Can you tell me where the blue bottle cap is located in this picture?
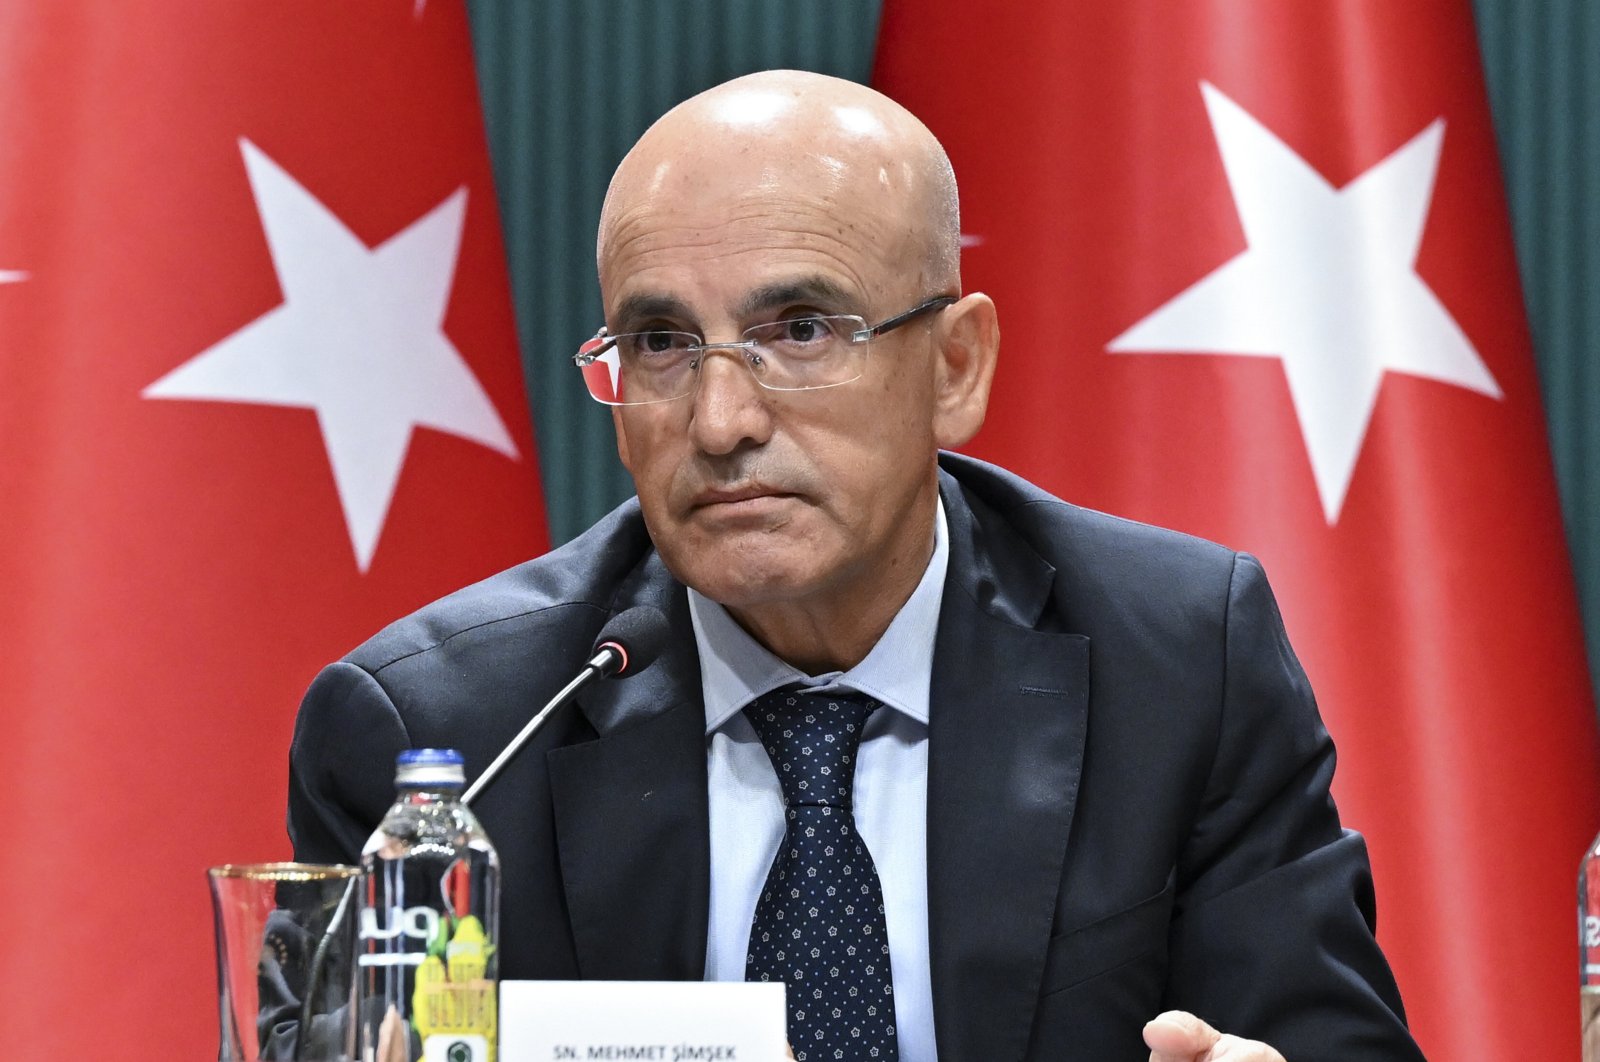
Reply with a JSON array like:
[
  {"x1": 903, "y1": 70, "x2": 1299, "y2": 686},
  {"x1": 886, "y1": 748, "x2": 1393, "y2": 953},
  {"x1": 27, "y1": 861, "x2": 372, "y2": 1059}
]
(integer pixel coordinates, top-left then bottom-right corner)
[{"x1": 395, "y1": 748, "x2": 466, "y2": 788}]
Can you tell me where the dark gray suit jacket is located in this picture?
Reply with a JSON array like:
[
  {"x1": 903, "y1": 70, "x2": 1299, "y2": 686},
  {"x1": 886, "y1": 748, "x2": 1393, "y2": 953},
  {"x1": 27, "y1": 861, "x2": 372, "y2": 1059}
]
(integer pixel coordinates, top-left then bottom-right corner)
[{"x1": 289, "y1": 453, "x2": 1424, "y2": 1061}]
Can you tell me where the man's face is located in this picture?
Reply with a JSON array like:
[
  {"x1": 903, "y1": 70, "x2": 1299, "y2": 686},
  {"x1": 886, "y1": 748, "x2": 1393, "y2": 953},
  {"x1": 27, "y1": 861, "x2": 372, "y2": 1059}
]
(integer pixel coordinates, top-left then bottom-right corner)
[{"x1": 600, "y1": 152, "x2": 945, "y2": 616}]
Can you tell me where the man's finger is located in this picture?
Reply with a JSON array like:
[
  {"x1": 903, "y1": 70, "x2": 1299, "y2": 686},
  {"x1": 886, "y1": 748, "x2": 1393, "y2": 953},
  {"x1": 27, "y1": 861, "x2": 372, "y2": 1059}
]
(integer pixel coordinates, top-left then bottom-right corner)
[
  {"x1": 1144, "y1": 1010, "x2": 1220, "y2": 1061},
  {"x1": 1143, "y1": 1011, "x2": 1288, "y2": 1062},
  {"x1": 1207, "y1": 1035, "x2": 1286, "y2": 1061}
]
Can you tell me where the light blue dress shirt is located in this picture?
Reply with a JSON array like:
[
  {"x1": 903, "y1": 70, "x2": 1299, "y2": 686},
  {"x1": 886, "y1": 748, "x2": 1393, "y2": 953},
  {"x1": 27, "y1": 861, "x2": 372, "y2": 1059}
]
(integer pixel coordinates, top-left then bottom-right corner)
[{"x1": 689, "y1": 500, "x2": 949, "y2": 1062}]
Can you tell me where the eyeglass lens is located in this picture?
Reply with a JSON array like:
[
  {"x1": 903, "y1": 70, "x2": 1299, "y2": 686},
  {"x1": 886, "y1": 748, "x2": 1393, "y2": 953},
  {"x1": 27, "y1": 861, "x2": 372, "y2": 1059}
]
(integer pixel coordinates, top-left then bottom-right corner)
[{"x1": 582, "y1": 315, "x2": 866, "y2": 405}]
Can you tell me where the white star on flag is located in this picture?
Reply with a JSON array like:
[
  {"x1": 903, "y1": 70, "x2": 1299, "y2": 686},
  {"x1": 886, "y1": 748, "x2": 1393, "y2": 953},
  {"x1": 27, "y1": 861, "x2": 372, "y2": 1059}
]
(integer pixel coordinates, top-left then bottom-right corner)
[
  {"x1": 1109, "y1": 82, "x2": 1500, "y2": 524},
  {"x1": 604, "y1": 351, "x2": 622, "y2": 396},
  {"x1": 144, "y1": 138, "x2": 518, "y2": 571}
]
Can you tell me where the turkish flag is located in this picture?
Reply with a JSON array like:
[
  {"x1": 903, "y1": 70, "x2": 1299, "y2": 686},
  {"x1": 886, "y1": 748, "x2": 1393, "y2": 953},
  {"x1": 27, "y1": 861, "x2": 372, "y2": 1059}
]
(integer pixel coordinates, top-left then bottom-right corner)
[
  {"x1": 0, "y1": 1, "x2": 545, "y2": 1056},
  {"x1": 876, "y1": 2, "x2": 1598, "y2": 1059}
]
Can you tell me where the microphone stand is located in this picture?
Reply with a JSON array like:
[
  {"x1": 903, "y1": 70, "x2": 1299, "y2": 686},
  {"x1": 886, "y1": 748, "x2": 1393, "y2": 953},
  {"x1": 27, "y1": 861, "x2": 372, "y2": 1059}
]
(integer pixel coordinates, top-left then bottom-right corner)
[{"x1": 462, "y1": 646, "x2": 617, "y2": 806}]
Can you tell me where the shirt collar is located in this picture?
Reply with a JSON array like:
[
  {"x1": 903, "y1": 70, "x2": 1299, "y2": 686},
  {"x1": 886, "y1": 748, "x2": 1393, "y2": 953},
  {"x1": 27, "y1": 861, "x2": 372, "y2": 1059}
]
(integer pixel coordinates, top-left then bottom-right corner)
[{"x1": 688, "y1": 497, "x2": 949, "y2": 734}]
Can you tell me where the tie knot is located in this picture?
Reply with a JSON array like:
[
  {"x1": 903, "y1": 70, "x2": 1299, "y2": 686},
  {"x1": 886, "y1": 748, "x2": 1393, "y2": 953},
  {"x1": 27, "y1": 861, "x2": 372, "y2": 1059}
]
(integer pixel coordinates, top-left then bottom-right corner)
[{"x1": 744, "y1": 688, "x2": 879, "y2": 808}]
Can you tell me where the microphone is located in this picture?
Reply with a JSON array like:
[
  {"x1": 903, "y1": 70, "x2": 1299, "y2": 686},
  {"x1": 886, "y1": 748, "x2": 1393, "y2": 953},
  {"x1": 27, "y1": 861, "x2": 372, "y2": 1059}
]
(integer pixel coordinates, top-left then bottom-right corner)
[
  {"x1": 585, "y1": 603, "x2": 670, "y2": 679},
  {"x1": 461, "y1": 605, "x2": 669, "y2": 806}
]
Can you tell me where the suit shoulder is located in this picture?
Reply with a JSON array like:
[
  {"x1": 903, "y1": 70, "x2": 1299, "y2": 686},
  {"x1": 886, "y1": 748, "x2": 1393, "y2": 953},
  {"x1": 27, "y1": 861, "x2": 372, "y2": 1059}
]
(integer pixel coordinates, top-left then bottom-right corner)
[
  {"x1": 941, "y1": 451, "x2": 1240, "y2": 592},
  {"x1": 345, "y1": 497, "x2": 653, "y2": 674},
  {"x1": 1029, "y1": 498, "x2": 1237, "y2": 585}
]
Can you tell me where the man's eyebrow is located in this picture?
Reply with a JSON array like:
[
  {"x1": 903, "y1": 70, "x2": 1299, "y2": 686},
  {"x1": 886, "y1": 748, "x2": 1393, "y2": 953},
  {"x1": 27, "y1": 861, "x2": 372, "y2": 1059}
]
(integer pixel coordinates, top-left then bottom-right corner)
[
  {"x1": 612, "y1": 293, "x2": 693, "y2": 329},
  {"x1": 612, "y1": 278, "x2": 859, "y2": 330},
  {"x1": 737, "y1": 277, "x2": 859, "y2": 317}
]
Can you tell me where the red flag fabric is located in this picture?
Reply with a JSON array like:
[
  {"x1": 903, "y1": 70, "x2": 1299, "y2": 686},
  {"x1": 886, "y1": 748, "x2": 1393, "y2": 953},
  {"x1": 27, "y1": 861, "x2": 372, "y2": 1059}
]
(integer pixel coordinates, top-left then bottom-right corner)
[
  {"x1": 0, "y1": 2, "x2": 546, "y2": 1056},
  {"x1": 876, "y1": 2, "x2": 1598, "y2": 1058}
]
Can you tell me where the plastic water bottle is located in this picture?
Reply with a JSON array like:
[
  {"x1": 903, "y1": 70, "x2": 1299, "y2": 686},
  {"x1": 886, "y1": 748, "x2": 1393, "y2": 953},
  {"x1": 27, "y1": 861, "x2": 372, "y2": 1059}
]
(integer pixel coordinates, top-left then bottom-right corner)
[
  {"x1": 358, "y1": 748, "x2": 500, "y2": 1062},
  {"x1": 1581, "y1": 829, "x2": 1600, "y2": 1060}
]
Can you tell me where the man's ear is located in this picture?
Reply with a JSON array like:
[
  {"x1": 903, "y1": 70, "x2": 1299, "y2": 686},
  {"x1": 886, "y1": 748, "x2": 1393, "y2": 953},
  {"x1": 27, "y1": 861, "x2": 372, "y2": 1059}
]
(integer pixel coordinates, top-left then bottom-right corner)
[{"x1": 931, "y1": 292, "x2": 1000, "y2": 449}]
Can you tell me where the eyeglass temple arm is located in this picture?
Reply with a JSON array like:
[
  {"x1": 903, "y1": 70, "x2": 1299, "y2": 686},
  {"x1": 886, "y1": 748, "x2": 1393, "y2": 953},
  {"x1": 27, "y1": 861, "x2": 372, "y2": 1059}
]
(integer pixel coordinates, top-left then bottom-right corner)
[{"x1": 857, "y1": 295, "x2": 959, "y2": 341}]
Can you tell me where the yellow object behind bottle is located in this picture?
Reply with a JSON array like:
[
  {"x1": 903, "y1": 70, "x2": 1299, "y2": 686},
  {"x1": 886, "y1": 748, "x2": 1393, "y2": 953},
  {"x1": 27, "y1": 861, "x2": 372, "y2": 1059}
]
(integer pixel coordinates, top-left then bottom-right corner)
[{"x1": 413, "y1": 917, "x2": 497, "y2": 1062}]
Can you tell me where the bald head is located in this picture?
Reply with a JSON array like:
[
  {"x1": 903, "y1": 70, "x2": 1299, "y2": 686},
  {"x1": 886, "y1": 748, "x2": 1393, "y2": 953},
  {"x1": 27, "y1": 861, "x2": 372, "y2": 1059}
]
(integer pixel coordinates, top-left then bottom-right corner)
[{"x1": 597, "y1": 70, "x2": 960, "y2": 296}]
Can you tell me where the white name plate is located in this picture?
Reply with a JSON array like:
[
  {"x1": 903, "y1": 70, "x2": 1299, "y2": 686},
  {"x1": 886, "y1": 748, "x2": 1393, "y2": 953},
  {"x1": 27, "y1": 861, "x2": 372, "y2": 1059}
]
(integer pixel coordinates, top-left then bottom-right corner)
[{"x1": 500, "y1": 980, "x2": 788, "y2": 1062}]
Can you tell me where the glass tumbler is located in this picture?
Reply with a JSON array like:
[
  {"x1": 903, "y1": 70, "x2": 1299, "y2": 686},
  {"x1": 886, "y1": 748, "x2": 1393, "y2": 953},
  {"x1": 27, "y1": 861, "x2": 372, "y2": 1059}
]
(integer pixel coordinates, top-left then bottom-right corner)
[{"x1": 209, "y1": 862, "x2": 362, "y2": 1061}]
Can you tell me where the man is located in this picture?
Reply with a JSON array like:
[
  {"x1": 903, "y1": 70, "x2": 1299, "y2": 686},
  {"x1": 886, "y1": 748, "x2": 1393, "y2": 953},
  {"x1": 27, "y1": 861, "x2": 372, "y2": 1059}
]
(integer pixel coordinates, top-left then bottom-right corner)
[{"x1": 290, "y1": 71, "x2": 1424, "y2": 1061}]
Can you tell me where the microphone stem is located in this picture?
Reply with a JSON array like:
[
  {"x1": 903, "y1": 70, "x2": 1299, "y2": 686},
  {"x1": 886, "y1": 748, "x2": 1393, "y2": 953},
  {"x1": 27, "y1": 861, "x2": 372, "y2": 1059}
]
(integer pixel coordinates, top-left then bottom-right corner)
[{"x1": 462, "y1": 655, "x2": 609, "y2": 806}]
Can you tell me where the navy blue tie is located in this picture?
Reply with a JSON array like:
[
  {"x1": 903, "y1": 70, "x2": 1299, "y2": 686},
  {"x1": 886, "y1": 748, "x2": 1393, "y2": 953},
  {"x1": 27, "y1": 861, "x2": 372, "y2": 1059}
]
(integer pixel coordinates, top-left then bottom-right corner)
[{"x1": 744, "y1": 688, "x2": 899, "y2": 1061}]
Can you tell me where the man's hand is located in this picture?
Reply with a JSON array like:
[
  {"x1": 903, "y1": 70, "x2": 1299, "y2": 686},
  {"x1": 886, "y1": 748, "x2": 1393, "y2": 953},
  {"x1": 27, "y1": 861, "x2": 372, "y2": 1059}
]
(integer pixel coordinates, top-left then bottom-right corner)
[{"x1": 1143, "y1": 1011, "x2": 1287, "y2": 1062}]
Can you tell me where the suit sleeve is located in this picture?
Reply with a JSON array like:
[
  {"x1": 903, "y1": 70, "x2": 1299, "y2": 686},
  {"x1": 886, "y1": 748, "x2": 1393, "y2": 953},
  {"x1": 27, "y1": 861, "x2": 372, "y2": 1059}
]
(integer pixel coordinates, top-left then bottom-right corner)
[
  {"x1": 1165, "y1": 553, "x2": 1425, "y2": 1060},
  {"x1": 287, "y1": 660, "x2": 414, "y2": 865}
]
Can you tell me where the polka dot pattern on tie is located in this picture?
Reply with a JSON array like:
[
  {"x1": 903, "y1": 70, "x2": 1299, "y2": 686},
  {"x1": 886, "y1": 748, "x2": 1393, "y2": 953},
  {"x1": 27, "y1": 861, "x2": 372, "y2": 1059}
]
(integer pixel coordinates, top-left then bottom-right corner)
[{"x1": 744, "y1": 688, "x2": 898, "y2": 1062}]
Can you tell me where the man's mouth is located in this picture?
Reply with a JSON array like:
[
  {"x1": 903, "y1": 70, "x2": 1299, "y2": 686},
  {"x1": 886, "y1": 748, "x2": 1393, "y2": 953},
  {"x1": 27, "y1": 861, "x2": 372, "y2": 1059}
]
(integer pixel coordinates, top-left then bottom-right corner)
[{"x1": 690, "y1": 484, "x2": 798, "y2": 510}]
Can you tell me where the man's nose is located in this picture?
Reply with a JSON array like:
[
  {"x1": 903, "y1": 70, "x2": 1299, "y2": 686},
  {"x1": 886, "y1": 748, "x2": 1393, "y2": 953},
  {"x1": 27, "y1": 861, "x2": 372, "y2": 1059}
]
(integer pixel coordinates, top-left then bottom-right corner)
[{"x1": 687, "y1": 345, "x2": 774, "y2": 456}]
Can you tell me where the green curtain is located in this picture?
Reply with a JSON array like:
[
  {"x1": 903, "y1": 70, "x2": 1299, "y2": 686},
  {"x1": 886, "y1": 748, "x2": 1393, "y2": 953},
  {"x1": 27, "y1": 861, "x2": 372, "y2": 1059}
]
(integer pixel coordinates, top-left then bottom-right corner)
[
  {"x1": 465, "y1": 0, "x2": 1600, "y2": 699},
  {"x1": 1473, "y1": 0, "x2": 1600, "y2": 695}
]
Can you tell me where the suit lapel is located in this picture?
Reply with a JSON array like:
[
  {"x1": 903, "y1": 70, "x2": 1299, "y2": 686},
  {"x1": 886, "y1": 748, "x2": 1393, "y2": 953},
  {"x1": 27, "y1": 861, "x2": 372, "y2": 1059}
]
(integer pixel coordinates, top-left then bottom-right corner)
[
  {"x1": 928, "y1": 473, "x2": 1091, "y2": 1062},
  {"x1": 546, "y1": 559, "x2": 711, "y2": 980}
]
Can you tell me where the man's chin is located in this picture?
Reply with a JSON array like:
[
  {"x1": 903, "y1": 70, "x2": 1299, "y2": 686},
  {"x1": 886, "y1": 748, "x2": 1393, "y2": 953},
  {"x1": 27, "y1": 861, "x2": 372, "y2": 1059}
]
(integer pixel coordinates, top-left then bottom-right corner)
[
  {"x1": 681, "y1": 568, "x2": 817, "y2": 611},
  {"x1": 668, "y1": 550, "x2": 827, "y2": 612},
  {"x1": 653, "y1": 509, "x2": 844, "y2": 609}
]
